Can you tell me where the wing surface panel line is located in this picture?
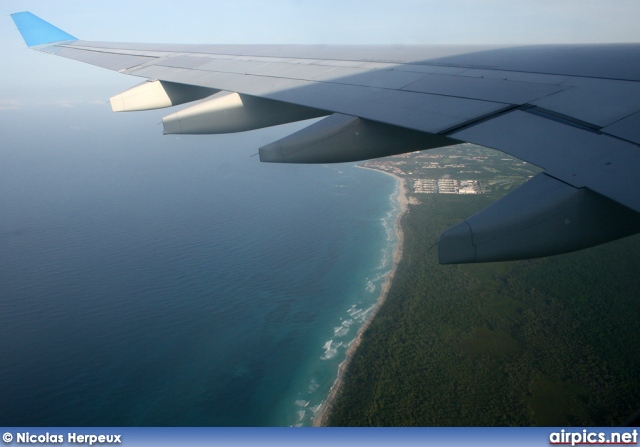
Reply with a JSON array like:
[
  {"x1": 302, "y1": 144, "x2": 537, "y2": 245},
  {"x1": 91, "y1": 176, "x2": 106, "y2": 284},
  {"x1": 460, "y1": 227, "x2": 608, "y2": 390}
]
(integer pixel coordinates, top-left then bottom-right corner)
[{"x1": 126, "y1": 65, "x2": 523, "y2": 107}]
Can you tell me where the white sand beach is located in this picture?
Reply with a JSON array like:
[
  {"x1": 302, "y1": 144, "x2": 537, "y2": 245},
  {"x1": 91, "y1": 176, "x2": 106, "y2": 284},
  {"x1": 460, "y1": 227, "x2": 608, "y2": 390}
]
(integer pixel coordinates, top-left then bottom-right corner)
[{"x1": 313, "y1": 167, "x2": 409, "y2": 426}]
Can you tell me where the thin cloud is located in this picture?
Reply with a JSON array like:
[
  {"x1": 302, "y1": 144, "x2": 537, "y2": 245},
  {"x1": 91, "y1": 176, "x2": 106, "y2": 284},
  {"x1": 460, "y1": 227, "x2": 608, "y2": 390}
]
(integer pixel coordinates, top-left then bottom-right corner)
[{"x1": 0, "y1": 100, "x2": 21, "y2": 111}]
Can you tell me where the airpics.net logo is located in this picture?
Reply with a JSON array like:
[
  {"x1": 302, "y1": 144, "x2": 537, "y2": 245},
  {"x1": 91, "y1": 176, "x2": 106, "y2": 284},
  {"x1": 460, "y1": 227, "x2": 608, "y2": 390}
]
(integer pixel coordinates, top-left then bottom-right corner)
[
  {"x1": 2, "y1": 432, "x2": 121, "y2": 445},
  {"x1": 549, "y1": 429, "x2": 638, "y2": 446}
]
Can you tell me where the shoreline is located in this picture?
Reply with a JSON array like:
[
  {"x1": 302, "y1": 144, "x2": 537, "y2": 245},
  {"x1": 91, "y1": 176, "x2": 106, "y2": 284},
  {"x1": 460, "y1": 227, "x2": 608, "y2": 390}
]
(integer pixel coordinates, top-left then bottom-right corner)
[{"x1": 312, "y1": 166, "x2": 409, "y2": 426}]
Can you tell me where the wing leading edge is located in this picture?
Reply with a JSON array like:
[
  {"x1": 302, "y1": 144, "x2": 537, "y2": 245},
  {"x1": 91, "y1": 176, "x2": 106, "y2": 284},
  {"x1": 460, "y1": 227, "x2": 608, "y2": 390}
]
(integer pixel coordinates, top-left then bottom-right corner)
[{"x1": 11, "y1": 12, "x2": 640, "y2": 264}]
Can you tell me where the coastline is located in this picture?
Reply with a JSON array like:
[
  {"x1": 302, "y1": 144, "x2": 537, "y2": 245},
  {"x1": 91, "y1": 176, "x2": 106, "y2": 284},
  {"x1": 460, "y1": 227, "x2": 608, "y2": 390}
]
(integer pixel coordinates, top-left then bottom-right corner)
[{"x1": 312, "y1": 166, "x2": 409, "y2": 426}]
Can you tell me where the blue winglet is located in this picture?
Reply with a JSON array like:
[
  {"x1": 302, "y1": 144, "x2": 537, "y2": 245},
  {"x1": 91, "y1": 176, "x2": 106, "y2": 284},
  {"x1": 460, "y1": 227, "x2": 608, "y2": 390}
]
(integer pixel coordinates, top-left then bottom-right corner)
[{"x1": 10, "y1": 12, "x2": 77, "y2": 47}]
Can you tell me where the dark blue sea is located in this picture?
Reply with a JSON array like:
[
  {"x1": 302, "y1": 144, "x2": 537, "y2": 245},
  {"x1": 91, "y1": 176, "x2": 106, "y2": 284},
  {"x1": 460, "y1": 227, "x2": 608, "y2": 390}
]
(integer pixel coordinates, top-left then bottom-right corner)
[{"x1": 0, "y1": 104, "x2": 399, "y2": 426}]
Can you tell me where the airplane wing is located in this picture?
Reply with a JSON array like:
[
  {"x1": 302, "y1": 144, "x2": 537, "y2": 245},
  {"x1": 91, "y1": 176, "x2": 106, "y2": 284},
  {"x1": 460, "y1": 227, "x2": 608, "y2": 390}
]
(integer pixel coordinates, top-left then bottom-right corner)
[{"x1": 11, "y1": 11, "x2": 640, "y2": 264}]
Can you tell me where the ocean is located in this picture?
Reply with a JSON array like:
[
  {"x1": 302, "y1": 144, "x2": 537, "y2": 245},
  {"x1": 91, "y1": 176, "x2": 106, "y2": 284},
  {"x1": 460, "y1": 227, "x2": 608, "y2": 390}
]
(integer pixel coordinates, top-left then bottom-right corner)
[{"x1": 0, "y1": 104, "x2": 399, "y2": 426}]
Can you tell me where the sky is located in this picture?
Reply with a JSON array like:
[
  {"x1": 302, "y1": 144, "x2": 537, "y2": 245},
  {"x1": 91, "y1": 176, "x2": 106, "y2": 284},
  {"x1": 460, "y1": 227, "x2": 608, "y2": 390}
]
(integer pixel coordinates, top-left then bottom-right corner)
[
  {"x1": 4, "y1": 0, "x2": 640, "y2": 45},
  {"x1": 2, "y1": 0, "x2": 640, "y2": 109}
]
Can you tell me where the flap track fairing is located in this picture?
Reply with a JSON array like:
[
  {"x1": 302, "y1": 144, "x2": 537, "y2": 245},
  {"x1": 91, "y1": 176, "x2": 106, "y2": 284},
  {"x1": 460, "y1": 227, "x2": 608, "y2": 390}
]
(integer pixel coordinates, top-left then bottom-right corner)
[
  {"x1": 438, "y1": 173, "x2": 640, "y2": 264},
  {"x1": 162, "y1": 92, "x2": 328, "y2": 135},
  {"x1": 259, "y1": 113, "x2": 458, "y2": 164},
  {"x1": 110, "y1": 80, "x2": 217, "y2": 112}
]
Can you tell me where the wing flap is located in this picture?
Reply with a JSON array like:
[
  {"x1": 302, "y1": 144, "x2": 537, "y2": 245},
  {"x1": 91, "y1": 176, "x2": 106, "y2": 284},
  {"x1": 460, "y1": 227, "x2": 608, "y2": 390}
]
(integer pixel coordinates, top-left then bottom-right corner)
[
  {"x1": 601, "y1": 111, "x2": 640, "y2": 145},
  {"x1": 531, "y1": 77, "x2": 640, "y2": 127},
  {"x1": 401, "y1": 73, "x2": 566, "y2": 104},
  {"x1": 457, "y1": 68, "x2": 569, "y2": 85},
  {"x1": 451, "y1": 109, "x2": 640, "y2": 212}
]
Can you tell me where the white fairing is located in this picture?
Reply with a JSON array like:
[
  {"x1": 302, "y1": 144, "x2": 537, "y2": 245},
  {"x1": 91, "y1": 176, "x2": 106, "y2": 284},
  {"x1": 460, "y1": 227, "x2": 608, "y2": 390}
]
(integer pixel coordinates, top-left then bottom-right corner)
[
  {"x1": 110, "y1": 80, "x2": 173, "y2": 112},
  {"x1": 110, "y1": 80, "x2": 216, "y2": 112},
  {"x1": 162, "y1": 91, "x2": 327, "y2": 135},
  {"x1": 438, "y1": 173, "x2": 640, "y2": 264}
]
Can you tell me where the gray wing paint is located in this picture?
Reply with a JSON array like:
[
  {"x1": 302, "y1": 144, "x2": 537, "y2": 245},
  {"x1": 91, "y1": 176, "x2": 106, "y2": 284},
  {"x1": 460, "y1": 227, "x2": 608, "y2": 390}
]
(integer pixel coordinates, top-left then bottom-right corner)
[{"x1": 11, "y1": 12, "x2": 640, "y2": 264}]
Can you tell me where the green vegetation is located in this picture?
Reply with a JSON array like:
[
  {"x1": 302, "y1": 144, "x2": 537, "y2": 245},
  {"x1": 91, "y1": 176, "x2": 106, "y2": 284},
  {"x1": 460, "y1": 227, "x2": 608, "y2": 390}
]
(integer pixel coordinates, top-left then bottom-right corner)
[{"x1": 327, "y1": 193, "x2": 640, "y2": 426}]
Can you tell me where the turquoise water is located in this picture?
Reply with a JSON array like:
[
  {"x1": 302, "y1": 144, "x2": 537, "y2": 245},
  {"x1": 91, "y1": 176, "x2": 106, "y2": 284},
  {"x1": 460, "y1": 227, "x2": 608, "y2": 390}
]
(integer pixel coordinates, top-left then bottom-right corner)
[{"x1": 0, "y1": 105, "x2": 398, "y2": 426}]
